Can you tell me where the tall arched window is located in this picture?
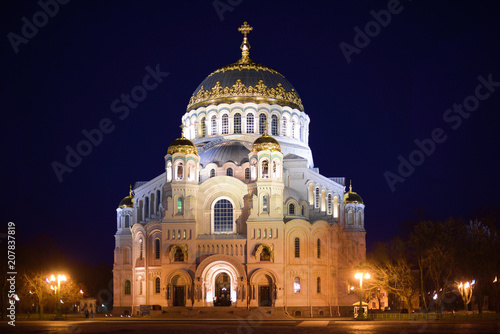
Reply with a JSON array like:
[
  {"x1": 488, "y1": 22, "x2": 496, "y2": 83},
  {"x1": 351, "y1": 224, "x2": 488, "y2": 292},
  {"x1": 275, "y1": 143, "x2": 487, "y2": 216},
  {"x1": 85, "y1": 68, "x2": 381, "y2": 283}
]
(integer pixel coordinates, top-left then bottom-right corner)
[
  {"x1": 139, "y1": 239, "x2": 143, "y2": 260},
  {"x1": 293, "y1": 277, "x2": 301, "y2": 293},
  {"x1": 317, "y1": 277, "x2": 321, "y2": 293},
  {"x1": 291, "y1": 120, "x2": 296, "y2": 138},
  {"x1": 317, "y1": 238, "x2": 321, "y2": 259},
  {"x1": 315, "y1": 187, "x2": 320, "y2": 208},
  {"x1": 155, "y1": 277, "x2": 161, "y2": 294},
  {"x1": 234, "y1": 113, "x2": 241, "y2": 134},
  {"x1": 246, "y1": 113, "x2": 254, "y2": 133},
  {"x1": 262, "y1": 195, "x2": 268, "y2": 212},
  {"x1": 211, "y1": 115, "x2": 217, "y2": 135},
  {"x1": 226, "y1": 168, "x2": 233, "y2": 176},
  {"x1": 213, "y1": 199, "x2": 233, "y2": 233},
  {"x1": 155, "y1": 239, "x2": 160, "y2": 259},
  {"x1": 244, "y1": 168, "x2": 250, "y2": 179},
  {"x1": 124, "y1": 280, "x2": 131, "y2": 295},
  {"x1": 262, "y1": 160, "x2": 269, "y2": 178},
  {"x1": 145, "y1": 197, "x2": 150, "y2": 218},
  {"x1": 271, "y1": 115, "x2": 278, "y2": 135},
  {"x1": 282, "y1": 117, "x2": 287, "y2": 137},
  {"x1": 259, "y1": 114, "x2": 266, "y2": 134},
  {"x1": 177, "y1": 197, "x2": 183, "y2": 214},
  {"x1": 272, "y1": 160, "x2": 279, "y2": 179},
  {"x1": 301, "y1": 205, "x2": 305, "y2": 216},
  {"x1": 333, "y1": 196, "x2": 339, "y2": 218},
  {"x1": 200, "y1": 117, "x2": 206, "y2": 137},
  {"x1": 210, "y1": 169, "x2": 216, "y2": 178},
  {"x1": 176, "y1": 162, "x2": 184, "y2": 180},
  {"x1": 294, "y1": 237, "x2": 300, "y2": 258},
  {"x1": 166, "y1": 161, "x2": 172, "y2": 181},
  {"x1": 125, "y1": 215, "x2": 130, "y2": 228},
  {"x1": 156, "y1": 190, "x2": 161, "y2": 211},
  {"x1": 123, "y1": 247, "x2": 130, "y2": 264},
  {"x1": 348, "y1": 210, "x2": 353, "y2": 225},
  {"x1": 289, "y1": 203, "x2": 295, "y2": 215},
  {"x1": 222, "y1": 114, "x2": 229, "y2": 134},
  {"x1": 327, "y1": 193, "x2": 332, "y2": 215}
]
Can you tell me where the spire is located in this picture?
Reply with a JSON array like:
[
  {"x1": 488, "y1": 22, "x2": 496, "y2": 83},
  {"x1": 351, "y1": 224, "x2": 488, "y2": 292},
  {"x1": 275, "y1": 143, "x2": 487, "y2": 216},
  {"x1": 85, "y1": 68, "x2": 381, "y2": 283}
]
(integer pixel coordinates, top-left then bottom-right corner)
[
  {"x1": 349, "y1": 180, "x2": 352, "y2": 192},
  {"x1": 238, "y1": 21, "x2": 253, "y2": 63},
  {"x1": 180, "y1": 124, "x2": 185, "y2": 138},
  {"x1": 129, "y1": 185, "x2": 134, "y2": 197}
]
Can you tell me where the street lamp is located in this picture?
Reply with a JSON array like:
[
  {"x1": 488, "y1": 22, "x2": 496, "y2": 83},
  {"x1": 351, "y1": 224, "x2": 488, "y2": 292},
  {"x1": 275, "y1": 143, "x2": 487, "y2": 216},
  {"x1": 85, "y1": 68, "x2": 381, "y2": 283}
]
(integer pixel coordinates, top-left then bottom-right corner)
[
  {"x1": 50, "y1": 274, "x2": 67, "y2": 318},
  {"x1": 354, "y1": 271, "x2": 370, "y2": 319},
  {"x1": 457, "y1": 280, "x2": 475, "y2": 312}
]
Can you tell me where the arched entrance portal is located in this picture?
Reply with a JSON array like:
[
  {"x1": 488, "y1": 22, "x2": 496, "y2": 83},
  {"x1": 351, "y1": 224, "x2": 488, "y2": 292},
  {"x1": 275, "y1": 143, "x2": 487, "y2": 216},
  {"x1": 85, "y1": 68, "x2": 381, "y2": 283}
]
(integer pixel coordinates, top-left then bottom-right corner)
[
  {"x1": 214, "y1": 273, "x2": 232, "y2": 306},
  {"x1": 172, "y1": 275, "x2": 186, "y2": 306},
  {"x1": 258, "y1": 274, "x2": 273, "y2": 306}
]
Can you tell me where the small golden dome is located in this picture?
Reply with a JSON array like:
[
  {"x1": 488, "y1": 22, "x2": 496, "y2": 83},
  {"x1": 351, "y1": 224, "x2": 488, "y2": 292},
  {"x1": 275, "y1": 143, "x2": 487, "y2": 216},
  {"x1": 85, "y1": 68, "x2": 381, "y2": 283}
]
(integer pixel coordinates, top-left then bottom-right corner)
[
  {"x1": 344, "y1": 181, "x2": 363, "y2": 204},
  {"x1": 251, "y1": 134, "x2": 281, "y2": 152},
  {"x1": 167, "y1": 136, "x2": 198, "y2": 155},
  {"x1": 119, "y1": 186, "x2": 134, "y2": 208}
]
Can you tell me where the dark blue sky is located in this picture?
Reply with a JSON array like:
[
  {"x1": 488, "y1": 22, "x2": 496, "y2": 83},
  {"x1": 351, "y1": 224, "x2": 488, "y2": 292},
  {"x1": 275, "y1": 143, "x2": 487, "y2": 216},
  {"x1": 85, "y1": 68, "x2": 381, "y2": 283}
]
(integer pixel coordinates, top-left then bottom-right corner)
[{"x1": 2, "y1": 1, "x2": 499, "y2": 266}]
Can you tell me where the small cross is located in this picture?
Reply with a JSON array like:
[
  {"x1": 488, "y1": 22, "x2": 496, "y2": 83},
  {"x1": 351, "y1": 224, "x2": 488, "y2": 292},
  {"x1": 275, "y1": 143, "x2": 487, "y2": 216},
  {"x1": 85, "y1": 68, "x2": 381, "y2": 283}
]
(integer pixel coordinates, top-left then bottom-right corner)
[{"x1": 238, "y1": 22, "x2": 253, "y2": 38}]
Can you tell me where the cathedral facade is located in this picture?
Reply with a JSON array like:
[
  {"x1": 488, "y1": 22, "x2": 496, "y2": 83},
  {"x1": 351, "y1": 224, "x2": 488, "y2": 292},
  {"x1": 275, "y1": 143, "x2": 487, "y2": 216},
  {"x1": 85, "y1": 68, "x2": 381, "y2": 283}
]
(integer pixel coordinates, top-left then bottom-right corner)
[{"x1": 113, "y1": 23, "x2": 366, "y2": 317}]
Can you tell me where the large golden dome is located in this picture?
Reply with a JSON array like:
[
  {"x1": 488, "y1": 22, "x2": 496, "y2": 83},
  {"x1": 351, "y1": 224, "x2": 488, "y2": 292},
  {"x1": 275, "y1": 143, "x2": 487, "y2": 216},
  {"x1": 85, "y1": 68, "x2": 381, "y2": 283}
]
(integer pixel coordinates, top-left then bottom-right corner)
[
  {"x1": 251, "y1": 133, "x2": 281, "y2": 152},
  {"x1": 187, "y1": 22, "x2": 303, "y2": 112},
  {"x1": 167, "y1": 136, "x2": 198, "y2": 155}
]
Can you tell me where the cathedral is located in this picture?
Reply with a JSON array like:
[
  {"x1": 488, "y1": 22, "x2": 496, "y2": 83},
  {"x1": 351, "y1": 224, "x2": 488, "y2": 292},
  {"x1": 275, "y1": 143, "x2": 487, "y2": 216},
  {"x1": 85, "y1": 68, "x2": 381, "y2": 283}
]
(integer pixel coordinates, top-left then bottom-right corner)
[{"x1": 113, "y1": 22, "x2": 366, "y2": 317}]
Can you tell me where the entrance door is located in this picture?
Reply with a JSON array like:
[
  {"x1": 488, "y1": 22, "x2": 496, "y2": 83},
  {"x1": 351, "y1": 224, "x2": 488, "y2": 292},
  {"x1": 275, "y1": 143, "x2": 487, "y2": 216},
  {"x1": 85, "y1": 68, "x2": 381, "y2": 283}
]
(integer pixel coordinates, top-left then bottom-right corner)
[
  {"x1": 259, "y1": 286, "x2": 272, "y2": 306},
  {"x1": 173, "y1": 286, "x2": 185, "y2": 306},
  {"x1": 214, "y1": 273, "x2": 231, "y2": 306}
]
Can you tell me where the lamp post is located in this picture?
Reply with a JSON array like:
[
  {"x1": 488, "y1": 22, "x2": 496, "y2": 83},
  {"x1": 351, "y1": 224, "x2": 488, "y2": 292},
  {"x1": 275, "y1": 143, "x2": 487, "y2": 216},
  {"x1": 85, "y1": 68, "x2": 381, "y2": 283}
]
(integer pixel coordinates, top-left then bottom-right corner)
[
  {"x1": 50, "y1": 274, "x2": 67, "y2": 318},
  {"x1": 354, "y1": 271, "x2": 370, "y2": 319}
]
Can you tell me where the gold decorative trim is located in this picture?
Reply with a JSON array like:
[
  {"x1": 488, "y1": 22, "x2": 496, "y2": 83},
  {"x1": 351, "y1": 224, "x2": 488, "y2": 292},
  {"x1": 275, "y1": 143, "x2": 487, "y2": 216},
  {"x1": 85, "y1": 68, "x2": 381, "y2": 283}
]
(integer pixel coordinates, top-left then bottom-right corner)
[
  {"x1": 211, "y1": 59, "x2": 281, "y2": 75},
  {"x1": 188, "y1": 79, "x2": 303, "y2": 111}
]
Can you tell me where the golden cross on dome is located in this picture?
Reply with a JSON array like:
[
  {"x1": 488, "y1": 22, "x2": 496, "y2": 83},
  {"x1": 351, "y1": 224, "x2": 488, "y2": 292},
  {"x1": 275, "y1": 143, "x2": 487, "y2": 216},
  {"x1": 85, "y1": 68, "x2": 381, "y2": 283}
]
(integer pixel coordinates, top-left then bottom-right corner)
[
  {"x1": 238, "y1": 21, "x2": 253, "y2": 38},
  {"x1": 179, "y1": 124, "x2": 185, "y2": 138},
  {"x1": 238, "y1": 22, "x2": 253, "y2": 62}
]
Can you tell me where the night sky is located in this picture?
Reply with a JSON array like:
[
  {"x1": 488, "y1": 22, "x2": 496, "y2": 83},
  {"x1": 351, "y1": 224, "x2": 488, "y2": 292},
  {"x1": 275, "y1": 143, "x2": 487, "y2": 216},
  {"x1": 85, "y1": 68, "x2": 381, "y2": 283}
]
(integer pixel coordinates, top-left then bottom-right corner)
[{"x1": 2, "y1": 1, "x2": 500, "y2": 267}]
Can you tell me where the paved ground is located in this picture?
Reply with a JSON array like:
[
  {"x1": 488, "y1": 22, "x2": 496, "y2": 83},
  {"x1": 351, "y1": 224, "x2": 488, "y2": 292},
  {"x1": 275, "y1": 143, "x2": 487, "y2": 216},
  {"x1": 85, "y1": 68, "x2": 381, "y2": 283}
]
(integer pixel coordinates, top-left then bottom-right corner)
[{"x1": 2, "y1": 319, "x2": 500, "y2": 334}]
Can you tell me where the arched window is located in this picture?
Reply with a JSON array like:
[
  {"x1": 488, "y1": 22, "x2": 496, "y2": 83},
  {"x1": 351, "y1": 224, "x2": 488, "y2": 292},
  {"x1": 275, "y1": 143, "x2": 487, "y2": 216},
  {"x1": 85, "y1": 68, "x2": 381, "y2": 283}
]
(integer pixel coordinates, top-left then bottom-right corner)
[
  {"x1": 125, "y1": 215, "x2": 130, "y2": 228},
  {"x1": 187, "y1": 163, "x2": 195, "y2": 181},
  {"x1": 289, "y1": 203, "x2": 295, "y2": 215},
  {"x1": 226, "y1": 168, "x2": 233, "y2": 177},
  {"x1": 166, "y1": 161, "x2": 172, "y2": 181},
  {"x1": 259, "y1": 114, "x2": 267, "y2": 134},
  {"x1": 213, "y1": 199, "x2": 233, "y2": 233},
  {"x1": 257, "y1": 229, "x2": 261, "y2": 238},
  {"x1": 315, "y1": 187, "x2": 320, "y2": 208},
  {"x1": 156, "y1": 190, "x2": 161, "y2": 211},
  {"x1": 172, "y1": 229, "x2": 175, "y2": 240},
  {"x1": 234, "y1": 113, "x2": 241, "y2": 134},
  {"x1": 333, "y1": 196, "x2": 339, "y2": 218},
  {"x1": 139, "y1": 278, "x2": 143, "y2": 295},
  {"x1": 183, "y1": 230, "x2": 186, "y2": 239},
  {"x1": 155, "y1": 239, "x2": 160, "y2": 259},
  {"x1": 348, "y1": 210, "x2": 353, "y2": 225},
  {"x1": 291, "y1": 120, "x2": 295, "y2": 138},
  {"x1": 177, "y1": 229, "x2": 181, "y2": 239},
  {"x1": 246, "y1": 113, "x2": 254, "y2": 133},
  {"x1": 358, "y1": 211, "x2": 363, "y2": 226},
  {"x1": 262, "y1": 160, "x2": 269, "y2": 178},
  {"x1": 210, "y1": 169, "x2": 216, "y2": 178},
  {"x1": 317, "y1": 238, "x2": 321, "y2": 259},
  {"x1": 210, "y1": 115, "x2": 217, "y2": 136},
  {"x1": 145, "y1": 197, "x2": 150, "y2": 218},
  {"x1": 272, "y1": 160, "x2": 279, "y2": 179},
  {"x1": 251, "y1": 159, "x2": 257, "y2": 179},
  {"x1": 200, "y1": 117, "x2": 206, "y2": 137},
  {"x1": 262, "y1": 195, "x2": 268, "y2": 212},
  {"x1": 271, "y1": 115, "x2": 278, "y2": 135},
  {"x1": 327, "y1": 193, "x2": 332, "y2": 215},
  {"x1": 176, "y1": 162, "x2": 184, "y2": 180},
  {"x1": 260, "y1": 247, "x2": 271, "y2": 261},
  {"x1": 300, "y1": 120, "x2": 304, "y2": 141},
  {"x1": 155, "y1": 277, "x2": 161, "y2": 294},
  {"x1": 177, "y1": 197, "x2": 183, "y2": 214},
  {"x1": 317, "y1": 277, "x2": 321, "y2": 293},
  {"x1": 294, "y1": 237, "x2": 300, "y2": 258},
  {"x1": 222, "y1": 114, "x2": 229, "y2": 134},
  {"x1": 294, "y1": 277, "x2": 301, "y2": 293},
  {"x1": 244, "y1": 168, "x2": 250, "y2": 179},
  {"x1": 139, "y1": 239, "x2": 143, "y2": 260},
  {"x1": 269, "y1": 228, "x2": 272, "y2": 238},
  {"x1": 282, "y1": 117, "x2": 287, "y2": 137},
  {"x1": 194, "y1": 120, "x2": 198, "y2": 138},
  {"x1": 174, "y1": 248, "x2": 184, "y2": 261},
  {"x1": 124, "y1": 280, "x2": 131, "y2": 295},
  {"x1": 301, "y1": 205, "x2": 305, "y2": 216}
]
